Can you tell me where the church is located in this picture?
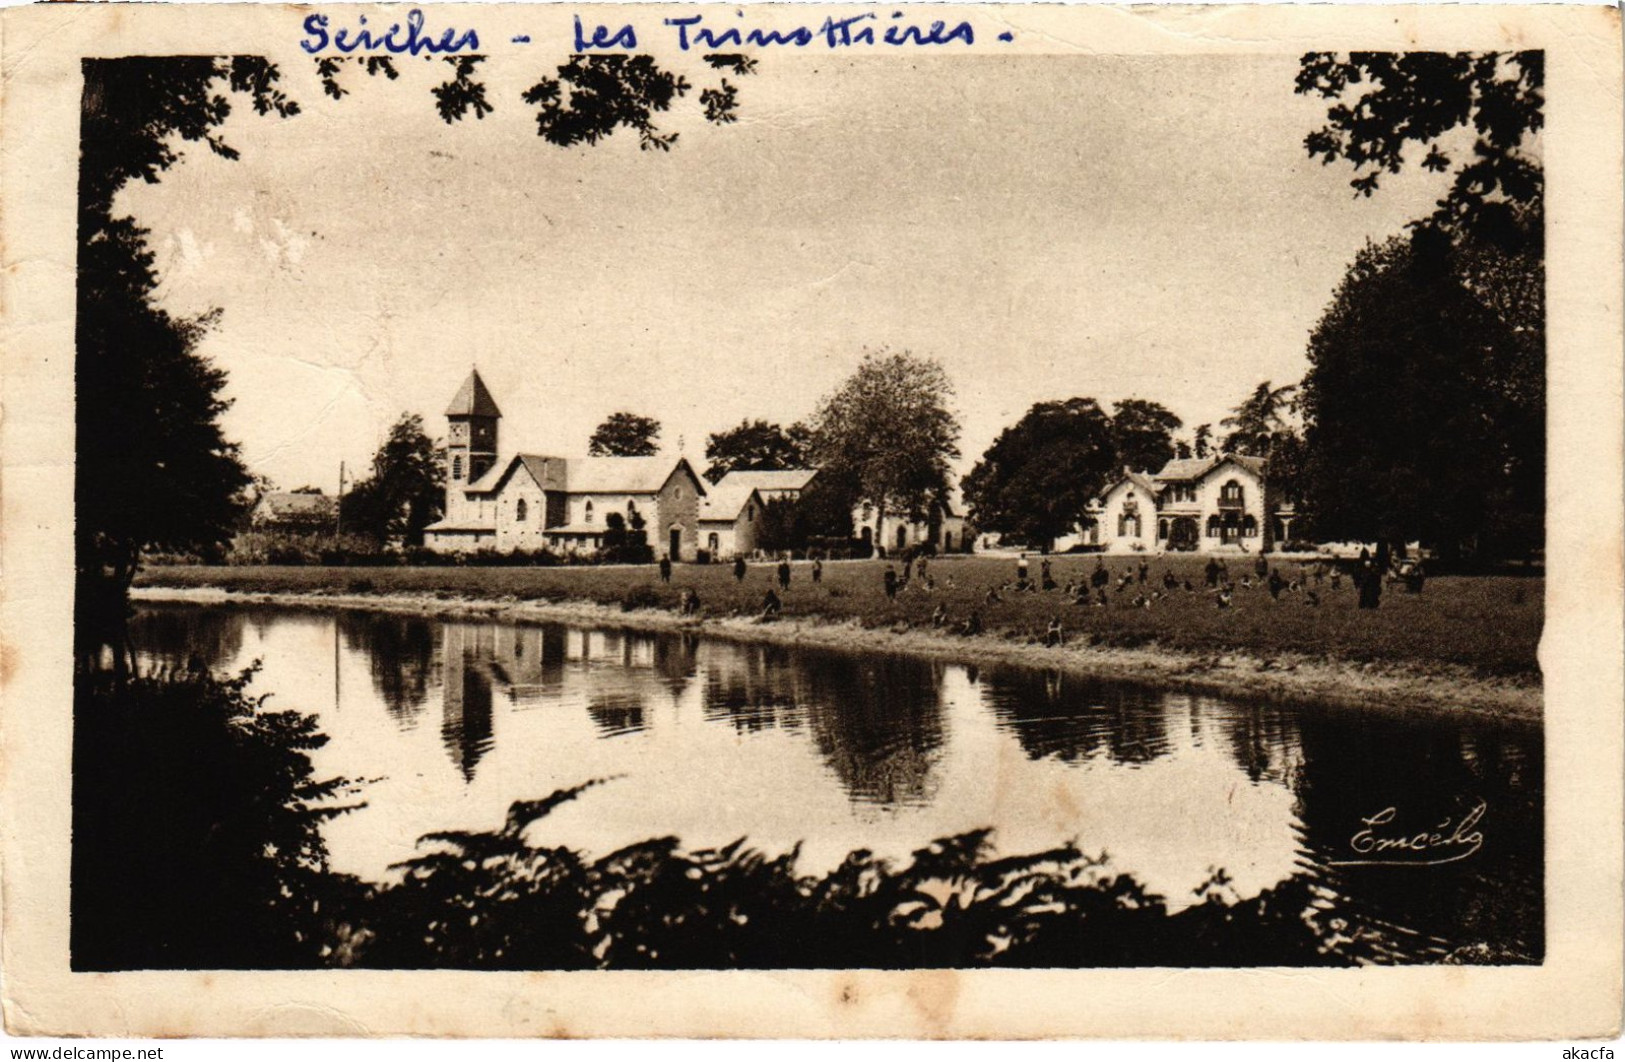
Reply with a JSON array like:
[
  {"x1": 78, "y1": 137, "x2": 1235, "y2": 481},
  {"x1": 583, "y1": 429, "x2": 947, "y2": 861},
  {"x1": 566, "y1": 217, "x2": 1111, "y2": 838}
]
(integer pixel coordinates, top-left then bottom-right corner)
[
  {"x1": 1079, "y1": 453, "x2": 1300, "y2": 554},
  {"x1": 422, "y1": 371, "x2": 708, "y2": 559}
]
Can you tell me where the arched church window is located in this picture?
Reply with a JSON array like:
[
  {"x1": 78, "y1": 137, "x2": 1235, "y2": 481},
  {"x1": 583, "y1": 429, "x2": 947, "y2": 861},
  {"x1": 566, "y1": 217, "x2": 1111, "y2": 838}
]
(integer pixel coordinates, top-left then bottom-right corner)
[{"x1": 585, "y1": 500, "x2": 595, "y2": 524}]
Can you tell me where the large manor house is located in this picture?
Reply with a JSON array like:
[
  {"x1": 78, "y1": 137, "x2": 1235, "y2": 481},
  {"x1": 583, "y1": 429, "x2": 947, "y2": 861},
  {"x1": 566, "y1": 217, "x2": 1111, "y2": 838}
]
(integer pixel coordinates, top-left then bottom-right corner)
[{"x1": 420, "y1": 371, "x2": 1297, "y2": 559}]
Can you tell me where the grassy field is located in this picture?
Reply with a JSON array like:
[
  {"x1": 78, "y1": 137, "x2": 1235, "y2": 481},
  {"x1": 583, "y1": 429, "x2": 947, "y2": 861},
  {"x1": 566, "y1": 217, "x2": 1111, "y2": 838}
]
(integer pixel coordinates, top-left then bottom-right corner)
[{"x1": 137, "y1": 554, "x2": 1543, "y2": 680}]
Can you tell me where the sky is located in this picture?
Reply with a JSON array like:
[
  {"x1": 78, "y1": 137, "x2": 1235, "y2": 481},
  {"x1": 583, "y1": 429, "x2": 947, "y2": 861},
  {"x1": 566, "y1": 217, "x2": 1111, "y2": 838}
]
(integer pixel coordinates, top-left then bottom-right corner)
[{"x1": 118, "y1": 49, "x2": 1457, "y2": 493}]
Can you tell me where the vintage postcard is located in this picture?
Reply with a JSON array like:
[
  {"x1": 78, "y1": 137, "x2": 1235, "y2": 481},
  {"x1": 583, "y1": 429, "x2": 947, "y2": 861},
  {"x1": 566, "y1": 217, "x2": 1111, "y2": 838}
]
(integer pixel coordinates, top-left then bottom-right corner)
[{"x1": 1, "y1": 0, "x2": 1621, "y2": 1041}]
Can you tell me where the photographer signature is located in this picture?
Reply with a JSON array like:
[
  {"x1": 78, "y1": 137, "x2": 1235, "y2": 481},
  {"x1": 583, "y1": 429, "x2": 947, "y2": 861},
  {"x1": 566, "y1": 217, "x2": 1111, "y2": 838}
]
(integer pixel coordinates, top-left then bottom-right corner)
[{"x1": 1330, "y1": 801, "x2": 1486, "y2": 867}]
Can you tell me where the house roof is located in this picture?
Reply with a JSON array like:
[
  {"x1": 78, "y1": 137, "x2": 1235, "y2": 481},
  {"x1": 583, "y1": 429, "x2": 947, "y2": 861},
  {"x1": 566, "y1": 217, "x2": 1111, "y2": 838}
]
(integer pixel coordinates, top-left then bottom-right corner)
[
  {"x1": 699, "y1": 482, "x2": 764, "y2": 522},
  {"x1": 1224, "y1": 453, "x2": 1267, "y2": 476},
  {"x1": 466, "y1": 453, "x2": 568, "y2": 495},
  {"x1": 256, "y1": 492, "x2": 336, "y2": 519},
  {"x1": 713, "y1": 469, "x2": 819, "y2": 494},
  {"x1": 445, "y1": 369, "x2": 502, "y2": 419},
  {"x1": 1153, "y1": 453, "x2": 1268, "y2": 482},
  {"x1": 468, "y1": 454, "x2": 706, "y2": 497},
  {"x1": 566, "y1": 456, "x2": 704, "y2": 495},
  {"x1": 1153, "y1": 457, "x2": 1218, "y2": 482},
  {"x1": 1125, "y1": 470, "x2": 1159, "y2": 495}
]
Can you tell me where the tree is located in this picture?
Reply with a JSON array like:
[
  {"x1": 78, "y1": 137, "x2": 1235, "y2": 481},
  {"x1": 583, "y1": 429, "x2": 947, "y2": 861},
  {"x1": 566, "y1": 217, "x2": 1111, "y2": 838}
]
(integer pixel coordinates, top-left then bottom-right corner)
[
  {"x1": 588, "y1": 412, "x2": 661, "y2": 457},
  {"x1": 755, "y1": 496, "x2": 806, "y2": 554},
  {"x1": 1296, "y1": 51, "x2": 1542, "y2": 252},
  {"x1": 1297, "y1": 51, "x2": 1544, "y2": 558},
  {"x1": 1110, "y1": 399, "x2": 1183, "y2": 474},
  {"x1": 703, "y1": 419, "x2": 812, "y2": 483},
  {"x1": 340, "y1": 415, "x2": 444, "y2": 545},
  {"x1": 1298, "y1": 229, "x2": 1534, "y2": 556},
  {"x1": 962, "y1": 399, "x2": 1119, "y2": 552},
  {"x1": 1219, "y1": 382, "x2": 1298, "y2": 457},
  {"x1": 75, "y1": 58, "x2": 301, "y2": 646},
  {"x1": 1193, "y1": 423, "x2": 1213, "y2": 459},
  {"x1": 807, "y1": 351, "x2": 961, "y2": 547},
  {"x1": 794, "y1": 475, "x2": 858, "y2": 543}
]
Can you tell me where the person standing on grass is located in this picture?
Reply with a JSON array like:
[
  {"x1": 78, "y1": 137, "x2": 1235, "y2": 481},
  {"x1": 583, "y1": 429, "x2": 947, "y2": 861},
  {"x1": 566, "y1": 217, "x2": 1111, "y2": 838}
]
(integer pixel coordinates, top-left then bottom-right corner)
[
  {"x1": 777, "y1": 558, "x2": 791, "y2": 592},
  {"x1": 1017, "y1": 553, "x2": 1029, "y2": 585},
  {"x1": 1041, "y1": 558, "x2": 1055, "y2": 591},
  {"x1": 1092, "y1": 559, "x2": 1109, "y2": 589},
  {"x1": 659, "y1": 556, "x2": 672, "y2": 584},
  {"x1": 884, "y1": 565, "x2": 898, "y2": 600},
  {"x1": 1255, "y1": 554, "x2": 1268, "y2": 580},
  {"x1": 733, "y1": 556, "x2": 747, "y2": 583},
  {"x1": 812, "y1": 557, "x2": 823, "y2": 584},
  {"x1": 1045, "y1": 617, "x2": 1064, "y2": 647},
  {"x1": 1267, "y1": 569, "x2": 1285, "y2": 600},
  {"x1": 1204, "y1": 557, "x2": 1221, "y2": 587},
  {"x1": 1137, "y1": 558, "x2": 1148, "y2": 585},
  {"x1": 1355, "y1": 548, "x2": 1382, "y2": 609}
]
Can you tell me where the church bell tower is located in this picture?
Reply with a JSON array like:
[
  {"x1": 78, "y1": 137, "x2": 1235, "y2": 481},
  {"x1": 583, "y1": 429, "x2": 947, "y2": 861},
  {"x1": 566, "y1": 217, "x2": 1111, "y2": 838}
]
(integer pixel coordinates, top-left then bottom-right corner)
[{"x1": 445, "y1": 369, "x2": 501, "y2": 505}]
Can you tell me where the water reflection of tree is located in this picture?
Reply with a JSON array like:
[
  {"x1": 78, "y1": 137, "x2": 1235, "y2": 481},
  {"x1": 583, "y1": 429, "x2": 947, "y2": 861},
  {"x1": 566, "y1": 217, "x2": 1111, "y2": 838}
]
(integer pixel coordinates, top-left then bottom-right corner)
[
  {"x1": 984, "y1": 670, "x2": 1170, "y2": 766},
  {"x1": 1212, "y1": 702, "x2": 1305, "y2": 788},
  {"x1": 338, "y1": 612, "x2": 438, "y2": 726},
  {"x1": 799, "y1": 651, "x2": 945, "y2": 806},
  {"x1": 127, "y1": 605, "x2": 246, "y2": 673},
  {"x1": 585, "y1": 694, "x2": 647, "y2": 737},
  {"x1": 1289, "y1": 709, "x2": 1543, "y2": 963},
  {"x1": 652, "y1": 632, "x2": 699, "y2": 697},
  {"x1": 702, "y1": 643, "x2": 802, "y2": 733},
  {"x1": 440, "y1": 625, "x2": 495, "y2": 782}
]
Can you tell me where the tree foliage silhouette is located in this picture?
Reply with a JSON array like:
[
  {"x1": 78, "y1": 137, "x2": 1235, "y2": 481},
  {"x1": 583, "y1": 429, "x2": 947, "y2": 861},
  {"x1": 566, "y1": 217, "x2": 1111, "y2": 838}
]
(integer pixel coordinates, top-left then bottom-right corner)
[
  {"x1": 1299, "y1": 229, "x2": 1537, "y2": 556},
  {"x1": 341, "y1": 414, "x2": 445, "y2": 545},
  {"x1": 1109, "y1": 399, "x2": 1184, "y2": 474},
  {"x1": 76, "y1": 58, "x2": 299, "y2": 646},
  {"x1": 588, "y1": 412, "x2": 663, "y2": 457},
  {"x1": 1296, "y1": 51, "x2": 1544, "y2": 559},
  {"x1": 962, "y1": 398, "x2": 1120, "y2": 552},
  {"x1": 703, "y1": 419, "x2": 813, "y2": 483},
  {"x1": 1296, "y1": 50, "x2": 1542, "y2": 251}
]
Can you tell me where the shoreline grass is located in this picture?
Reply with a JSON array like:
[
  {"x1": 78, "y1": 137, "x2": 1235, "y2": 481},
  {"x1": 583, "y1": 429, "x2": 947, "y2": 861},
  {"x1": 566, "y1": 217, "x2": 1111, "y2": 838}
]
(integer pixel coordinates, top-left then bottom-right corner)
[{"x1": 135, "y1": 556, "x2": 1542, "y2": 717}]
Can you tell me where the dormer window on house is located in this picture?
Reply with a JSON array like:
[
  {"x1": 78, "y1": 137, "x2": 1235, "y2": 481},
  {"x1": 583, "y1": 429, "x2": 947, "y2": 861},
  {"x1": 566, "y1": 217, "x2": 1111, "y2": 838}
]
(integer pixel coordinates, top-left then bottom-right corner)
[{"x1": 1221, "y1": 480, "x2": 1244, "y2": 503}]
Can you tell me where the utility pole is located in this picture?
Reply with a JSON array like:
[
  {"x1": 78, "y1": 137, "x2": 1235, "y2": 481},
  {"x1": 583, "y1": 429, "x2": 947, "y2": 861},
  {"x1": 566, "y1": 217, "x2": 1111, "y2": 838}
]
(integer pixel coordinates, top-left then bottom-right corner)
[{"x1": 336, "y1": 460, "x2": 346, "y2": 537}]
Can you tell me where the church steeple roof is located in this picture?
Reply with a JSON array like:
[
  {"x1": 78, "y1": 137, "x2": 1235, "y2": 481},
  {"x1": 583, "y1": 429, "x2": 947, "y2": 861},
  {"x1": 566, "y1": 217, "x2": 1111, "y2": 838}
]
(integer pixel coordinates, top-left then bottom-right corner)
[{"x1": 445, "y1": 369, "x2": 501, "y2": 418}]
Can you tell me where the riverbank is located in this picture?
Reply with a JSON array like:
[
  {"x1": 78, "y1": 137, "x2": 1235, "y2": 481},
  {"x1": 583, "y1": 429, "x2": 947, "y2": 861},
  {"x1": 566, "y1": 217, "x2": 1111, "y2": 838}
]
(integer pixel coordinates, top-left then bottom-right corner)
[{"x1": 132, "y1": 570, "x2": 1542, "y2": 718}]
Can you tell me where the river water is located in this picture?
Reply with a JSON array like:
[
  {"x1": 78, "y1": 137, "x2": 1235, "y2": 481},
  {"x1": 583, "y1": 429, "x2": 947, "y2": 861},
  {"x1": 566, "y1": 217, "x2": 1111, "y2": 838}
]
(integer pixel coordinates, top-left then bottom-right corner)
[{"x1": 127, "y1": 602, "x2": 1543, "y2": 964}]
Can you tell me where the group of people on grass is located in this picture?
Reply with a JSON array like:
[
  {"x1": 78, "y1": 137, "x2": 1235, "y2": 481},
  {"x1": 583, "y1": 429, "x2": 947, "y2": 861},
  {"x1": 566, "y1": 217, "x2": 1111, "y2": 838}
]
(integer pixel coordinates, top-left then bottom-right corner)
[{"x1": 667, "y1": 545, "x2": 1425, "y2": 630}]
